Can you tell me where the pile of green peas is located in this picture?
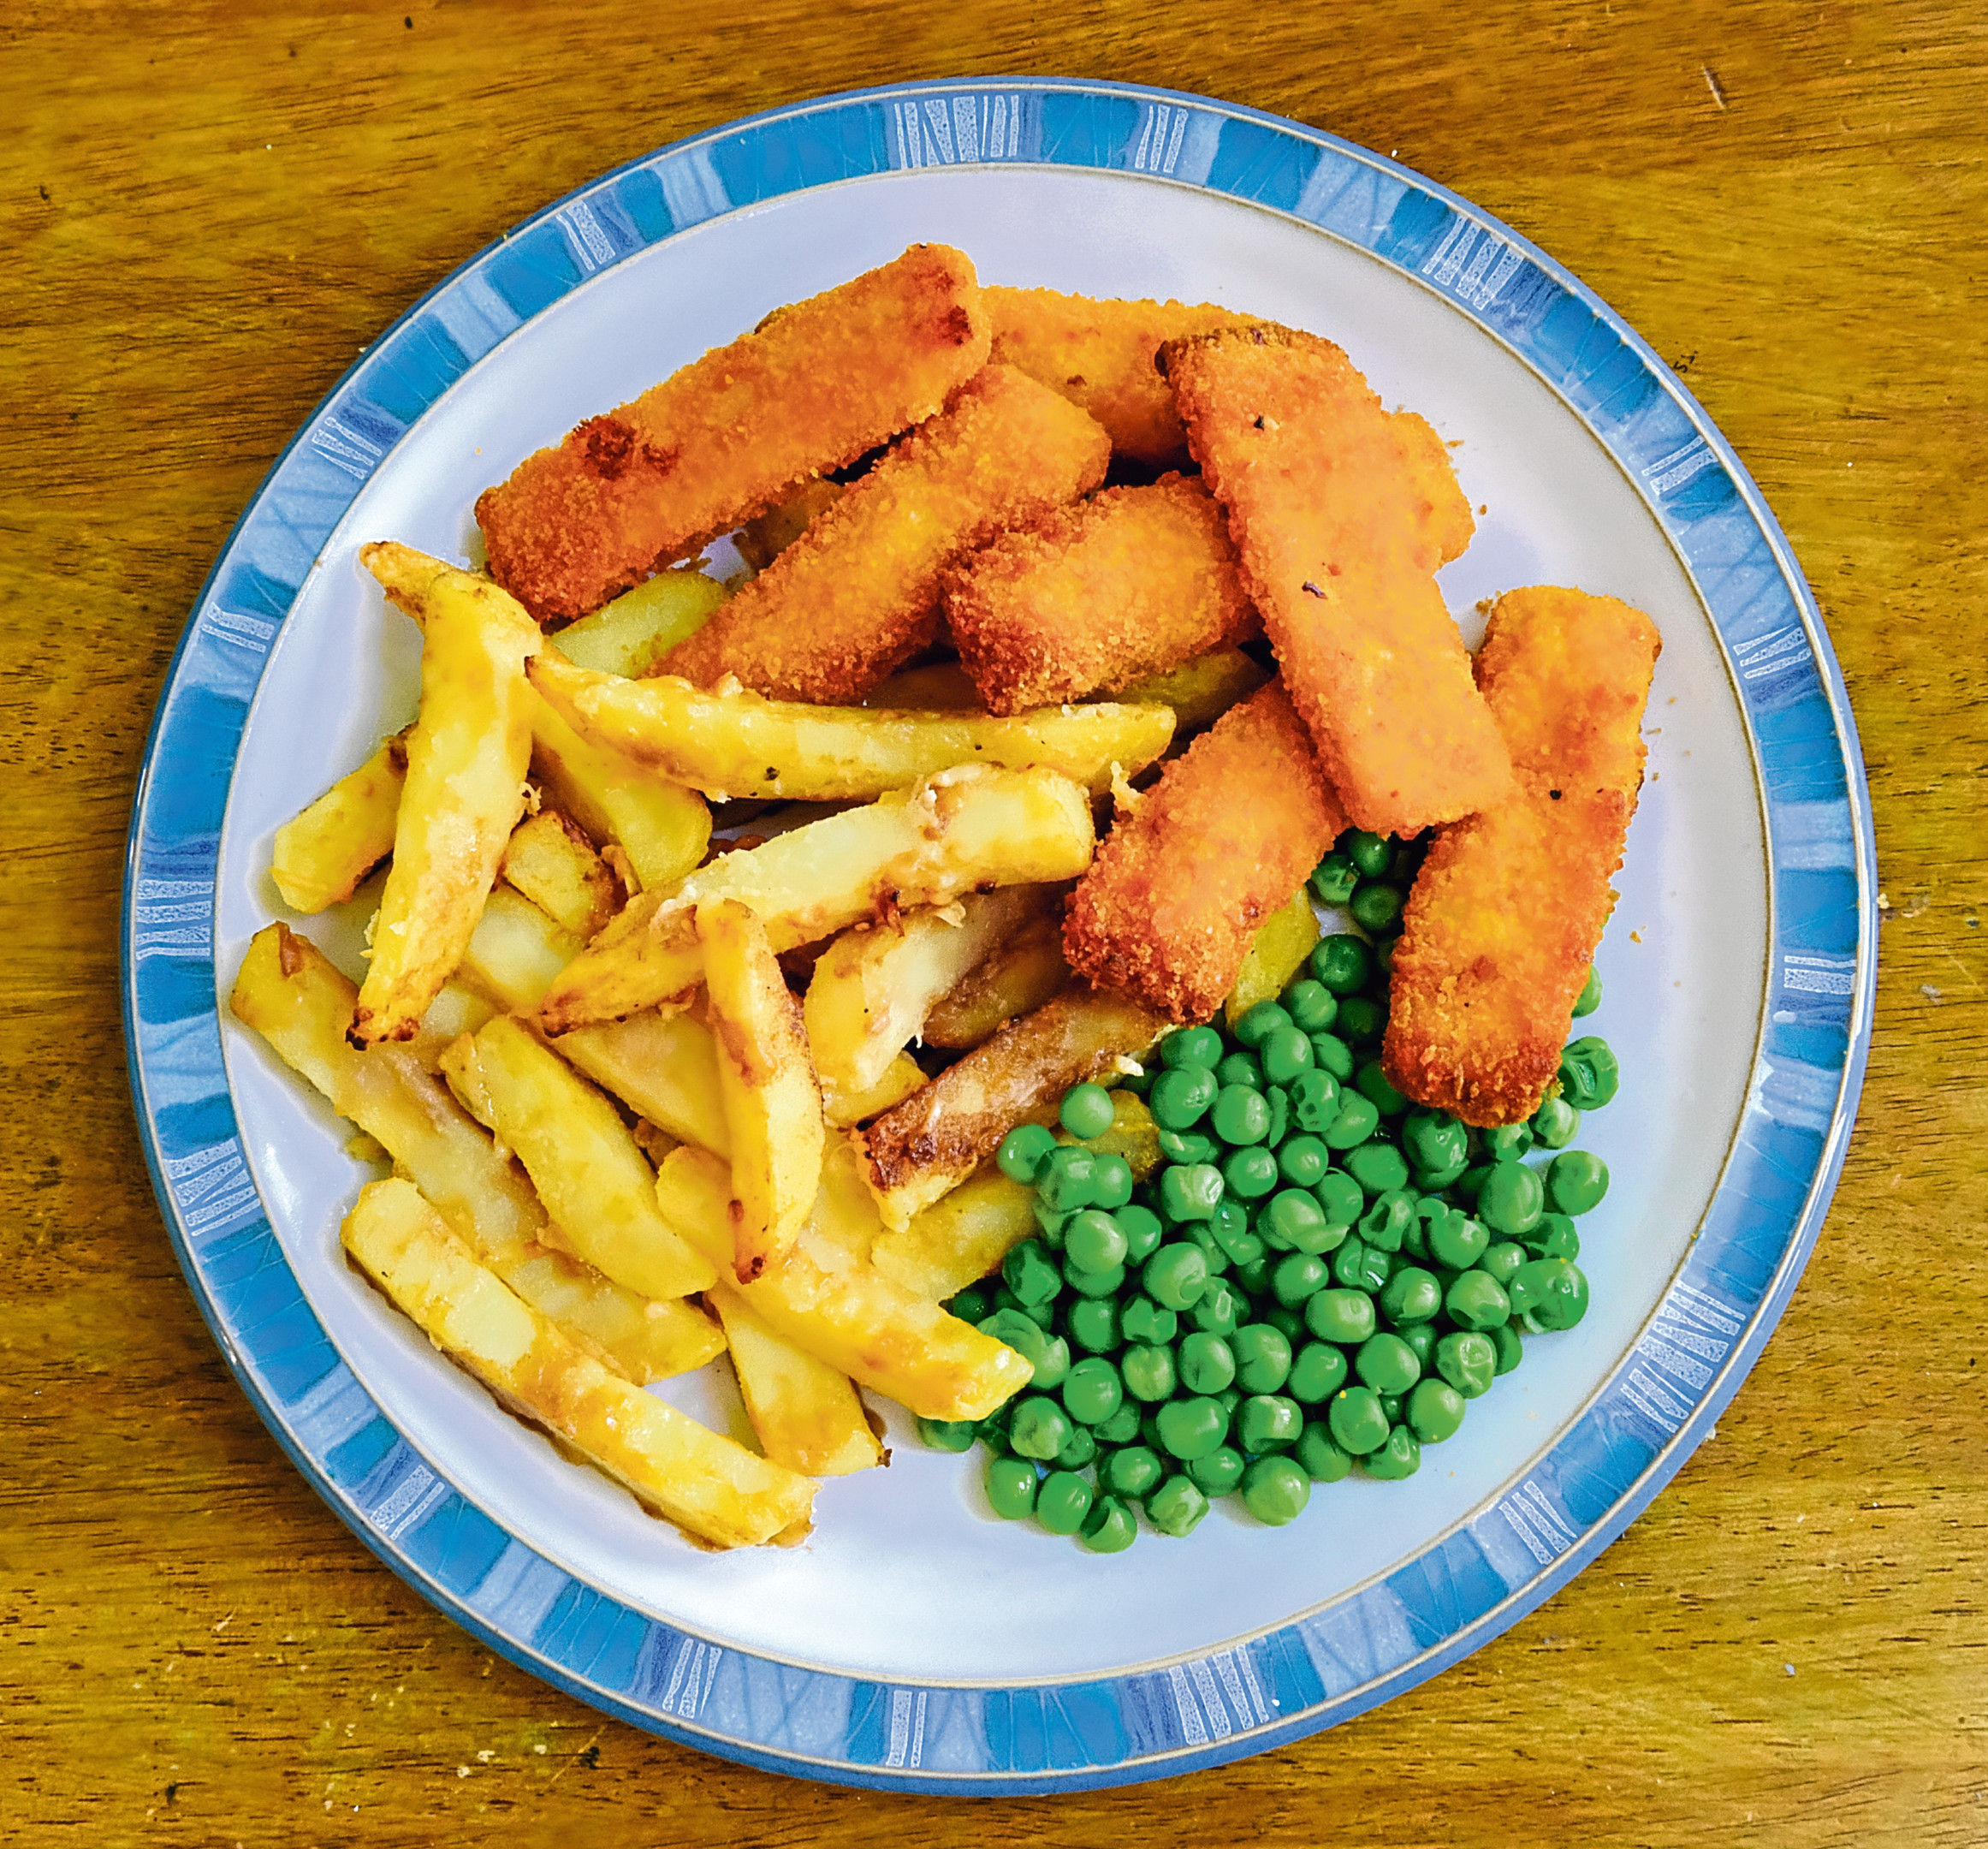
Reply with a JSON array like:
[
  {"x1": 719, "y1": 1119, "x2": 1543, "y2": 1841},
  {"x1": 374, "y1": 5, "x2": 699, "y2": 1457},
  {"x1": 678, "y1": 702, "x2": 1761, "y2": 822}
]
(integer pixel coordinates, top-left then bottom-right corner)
[{"x1": 916, "y1": 826, "x2": 1621, "y2": 1554}]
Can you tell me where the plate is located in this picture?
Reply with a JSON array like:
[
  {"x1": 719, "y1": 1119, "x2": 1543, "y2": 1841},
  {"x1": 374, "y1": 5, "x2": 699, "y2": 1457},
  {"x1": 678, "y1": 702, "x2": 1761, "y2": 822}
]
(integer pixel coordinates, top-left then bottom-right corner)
[{"x1": 124, "y1": 78, "x2": 1875, "y2": 1793}]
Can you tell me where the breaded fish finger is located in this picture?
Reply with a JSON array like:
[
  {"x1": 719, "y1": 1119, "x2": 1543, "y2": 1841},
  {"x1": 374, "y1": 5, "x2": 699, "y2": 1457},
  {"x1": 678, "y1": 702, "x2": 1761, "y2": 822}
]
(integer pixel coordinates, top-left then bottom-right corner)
[
  {"x1": 476, "y1": 244, "x2": 990, "y2": 622},
  {"x1": 1064, "y1": 682, "x2": 1348, "y2": 1023},
  {"x1": 942, "y1": 474, "x2": 1256, "y2": 716},
  {"x1": 656, "y1": 366, "x2": 1112, "y2": 704},
  {"x1": 1382, "y1": 585, "x2": 1662, "y2": 1126},
  {"x1": 1164, "y1": 324, "x2": 1511, "y2": 836}
]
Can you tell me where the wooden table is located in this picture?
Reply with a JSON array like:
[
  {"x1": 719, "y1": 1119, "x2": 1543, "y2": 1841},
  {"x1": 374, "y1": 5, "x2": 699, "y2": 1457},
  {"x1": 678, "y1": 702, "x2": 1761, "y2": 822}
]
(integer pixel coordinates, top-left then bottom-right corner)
[{"x1": 9, "y1": 2, "x2": 1982, "y2": 1841}]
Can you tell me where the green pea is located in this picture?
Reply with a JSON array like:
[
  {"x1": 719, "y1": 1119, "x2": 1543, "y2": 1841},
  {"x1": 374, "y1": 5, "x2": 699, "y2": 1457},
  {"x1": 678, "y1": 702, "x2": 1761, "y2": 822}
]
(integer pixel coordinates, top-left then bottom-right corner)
[
  {"x1": 1219, "y1": 1144, "x2": 1279, "y2": 1203},
  {"x1": 1094, "y1": 1400, "x2": 1142, "y2": 1444},
  {"x1": 1079, "y1": 1494, "x2": 1137, "y2": 1553},
  {"x1": 1314, "y1": 1169, "x2": 1364, "y2": 1228},
  {"x1": 1309, "y1": 851, "x2": 1360, "y2": 907},
  {"x1": 1062, "y1": 1256, "x2": 1125, "y2": 1301},
  {"x1": 1151, "y1": 1065, "x2": 1219, "y2": 1132},
  {"x1": 1335, "y1": 995, "x2": 1386, "y2": 1044},
  {"x1": 1362, "y1": 1424, "x2": 1421, "y2": 1480},
  {"x1": 1263, "y1": 1085, "x2": 1291, "y2": 1146},
  {"x1": 1478, "y1": 1162, "x2": 1545, "y2": 1239},
  {"x1": 1268, "y1": 1251, "x2": 1328, "y2": 1307},
  {"x1": 1164, "y1": 1163, "x2": 1229, "y2": 1224},
  {"x1": 1435, "y1": 1329, "x2": 1498, "y2": 1398},
  {"x1": 985, "y1": 1455, "x2": 1038, "y2": 1518},
  {"x1": 1160, "y1": 1026, "x2": 1224, "y2": 1071},
  {"x1": 1397, "y1": 1322, "x2": 1439, "y2": 1370},
  {"x1": 1287, "y1": 1341, "x2": 1350, "y2": 1404},
  {"x1": 1287, "y1": 1069, "x2": 1342, "y2": 1135},
  {"x1": 1558, "y1": 1036, "x2": 1620, "y2": 1109},
  {"x1": 946, "y1": 1284, "x2": 993, "y2": 1326},
  {"x1": 1146, "y1": 1474, "x2": 1211, "y2": 1538},
  {"x1": 997, "y1": 1122, "x2": 1059, "y2": 1184},
  {"x1": 1211, "y1": 1083, "x2": 1272, "y2": 1146},
  {"x1": 1264, "y1": 1307, "x2": 1306, "y2": 1348},
  {"x1": 1190, "y1": 1277, "x2": 1243, "y2": 1337},
  {"x1": 1231, "y1": 1254, "x2": 1273, "y2": 1297},
  {"x1": 1349, "y1": 880, "x2": 1404, "y2": 933},
  {"x1": 1478, "y1": 1240, "x2": 1527, "y2": 1287},
  {"x1": 1483, "y1": 1121, "x2": 1534, "y2": 1163},
  {"x1": 1143, "y1": 1242, "x2": 1209, "y2": 1311},
  {"x1": 1452, "y1": 1162, "x2": 1492, "y2": 1208},
  {"x1": 1118, "y1": 1203, "x2": 1164, "y2": 1264},
  {"x1": 1261, "y1": 1026, "x2": 1314, "y2": 1085},
  {"x1": 1188, "y1": 1445, "x2": 1247, "y2": 1496},
  {"x1": 1327, "y1": 1385, "x2": 1390, "y2": 1454},
  {"x1": 1378, "y1": 1264, "x2": 1442, "y2": 1327},
  {"x1": 1283, "y1": 978, "x2": 1338, "y2": 1034},
  {"x1": 1215, "y1": 1049, "x2": 1264, "y2": 1090},
  {"x1": 1547, "y1": 1150, "x2": 1610, "y2": 1216},
  {"x1": 1120, "y1": 1343, "x2": 1178, "y2": 1402},
  {"x1": 1057, "y1": 1424, "x2": 1099, "y2": 1471},
  {"x1": 1270, "y1": 1137, "x2": 1324, "y2": 1192},
  {"x1": 1323, "y1": 1091, "x2": 1380, "y2": 1152},
  {"x1": 1525, "y1": 1213, "x2": 1581, "y2": 1262},
  {"x1": 1066, "y1": 1297, "x2": 1119, "y2": 1354},
  {"x1": 1231, "y1": 1322, "x2": 1293, "y2": 1394},
  {"x1": 1492, "y1": 1323, "x2": 1525, "y2": 1375},
  {"x1": 1155, "y1": 1395, "x2": 1231, "y2": 1461},
  {"x1": 1237, "y1": 1394, "x2": 1303, "y2": 1454},
  {"x1": 1303, "y1": 1287, "x2": 1374, "y2": 1347},
  {"x1": 1356, "y1": 1189, "x2": 1412, "y2": 1254},
  {"x1": 1355, "y1": 1331, "x2": 1421, "y2": 1395},
  {"x1": 1331, "y1": 1236, "x2": 1389, "y2": 1295},
  {"x1": 1572, "y1": 966, "x2": 1603, "y2": 1017},
  {"x1": 1101, "y1": 1444, "x2": 1164, "y2": 1500},
  {"x1": 1035, "y1": 1469, "x2": 1094, "y2": 1536},
  {"x1": 1345, "y1": 830, "x2": 1393, "y2": 878},
  {"x1": 1036, "y1": 1147, "x2": 1101, "y2": 1213},
  {"x1": 1427, "y1": 1209, "x2": 1489, "y2": 1270},
  {"x1": 1531, "y1": 1094, "x2": 1581, "y2": 1150},
  {"x1": 976, "y1": 1403, "x2": 1013, "y2": 1454},
  {"x1": 1089, "y1": 1152, "x2": 1135, "y2": 1210},
  {"x1": 979, "y1": 1305, "x2": 1052, "y2": 1368},
  {"x1": 1399, "y1": 1378, "x2": 1464, "y2": 1445},
  {"x1": 1062, "y1": 1210, "x2": 1126, "y2": 1276},
  {"x1": 1412, "y1": 1155, "x2": 1470, "y2": 1192},
  {"x1": 1059, "y1": 1080, "x2": 1117, "y2": 1140},
  {"x1": 1235, "y1": 999, "x2": 1296, "y2": 1049},
  {"x1": 1062, "y1": 1356, "x2": 1125, "y2": 1426},
  {"x1": 1311, "y1": 934, "x2": 1374, "y2": 996},
  {"x1": 1208, "y1": 1201, "x2": 1263, "y2": 1268},
  {"x1": 1309, "y1": 1032, "x2": 1356, "y2": 1081},
  {"x1": 918, "y1": 1416, "x2": 978, "y2": 1453},
  {"x1": 1177, "y1": 1331, "x2": 1237, "y2": 1395},
  {"x1": 1009, "y1": 1395, "x2": 1071, "y2": 1460},
  {"x1": 1156, "y1": 1127, "x2": 1218, "y2": 1166},
  {"x1": 1120, "y1": 1297, "x2": 1178, "y2": 1346},
  {"x1": 1445, "y1": 1269, "x2": 1511, "y2": 1331},
  {"x1": 1297, "y1": 1422, "x2": 1354, "y2": 1482},
  {"x1": 1401, "y1": 1109, "x2": 1468, "y2": 1176},
  {"x1": 1510, "y1": 1257, "x2": 1590, "y2": 1331}
]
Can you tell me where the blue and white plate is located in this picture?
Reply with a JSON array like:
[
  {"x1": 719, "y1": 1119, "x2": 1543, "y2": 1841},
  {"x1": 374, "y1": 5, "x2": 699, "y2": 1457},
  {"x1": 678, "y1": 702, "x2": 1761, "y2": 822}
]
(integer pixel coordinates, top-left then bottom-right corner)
[{"x1": 124, "y1": 79, "x2": 1874, "y2": 1793}]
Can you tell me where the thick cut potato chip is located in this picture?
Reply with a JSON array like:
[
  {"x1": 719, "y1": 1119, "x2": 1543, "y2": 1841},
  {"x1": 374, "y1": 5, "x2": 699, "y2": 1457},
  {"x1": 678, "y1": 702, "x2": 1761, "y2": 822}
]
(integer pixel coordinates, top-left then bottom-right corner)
[
  {"x1": 556, "y1": 1005, "x2": 733, "y2": 1156},
  {"x1": 551, "y1": 569, "x2": 728, "y2": 678},
  {"x1": 710, "y1": 1287, "x2": 883, "y2": 1477},
  {"x1": 453, "y1": 884, "x2": 584, "y2": 1014},
  {"x1": 501, "y1": 810, "x2": 621, "y2": 939},
  {"x1": 344, "y1": 1179, "x2": 812, "y2": 1549},
  {"x1": 270, "y1": 728, "x2": 410, "y2": 914},
  {"x1": 921, "y1": 913, "x2": 1072, "y2": 1049}
]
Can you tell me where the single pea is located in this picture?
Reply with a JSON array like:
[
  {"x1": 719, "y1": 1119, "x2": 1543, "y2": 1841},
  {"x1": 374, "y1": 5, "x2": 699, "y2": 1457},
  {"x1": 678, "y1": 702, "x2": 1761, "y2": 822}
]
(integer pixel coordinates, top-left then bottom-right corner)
[
  {"x1": 1478, "y1": 1240, "x2": 1527, "y2": 1287},
  {"x1": 1323, "y1": 1091, "x2": 1380, "y2": 1151},
  {"x1": 1572, "y1": 966, "x2": 1603, "y2": 1017},
  {"x1": 1101, "y1": 1444, "x2": 1165, "y2": 1501},
  {"x1": 1379, "y1": 1390, "x2": 1403, "y2": 1424},
  {"x1": 1445, "y1": 1269, "x2": 1512, "y2": 1332},
  {"x1": 1362, "y1": 1424, "x2": 1421, "y2": 1480},
  {"x1": 1492, "y1": 1323, "x2": 1525, "y2": 1375},
  {"x1": 1527, "y1": 1214, "x2": 1581, "y2": 1263},
  {"x1": 1009, "y1": 1395, "x2": 1072, "y2": 1460},
  {"x1": 1160, "y1": 1025, "x2": 1225, "y2": 1071},
  {"x1": 1327, "y1": 1384, "x2": 1390, "y2": 1454},
  {"x1": 1079, "y1": 1494, "x2": 1137, "y2": 1554},
  {"x1": 1059, "y1": 1080, "x2": 1117, "y2": 1141},
  {"x1": 1510, "y1": 1257, "x2": 1591, "y2": 1331},
  {"x1": 1119, "y1": 1296, "x2": 1178, "y2": 1346},
  {"x1": 1057, "y1": 1424, "x2": 1099, "y2": 1471},
  {"x1": 1151, "y1": 1064, "x2": 1220, "y2": 1132},
  {"x1": 1427, "y1": 1209, "x2": 1490, "y2": 1270},
  {"x1": 1062, "y1": 1356, "x2": 1125, "y2": 1426},
  {"x1": 1304, "y1": 1287, "x2": 1375, "y2": 1347},
  {"x1": 1211, "y1": 1083, "x2": 1273, "y2": 1146},
  {"x1": 1345, "y1": 829, "x2": 1393, "y2": 878},
  {"x1": 1066, "y1": 1297, "x2": 1119, "y2": 1354},
  {"x1": 1435, "y1": 1329, "x2": 1498, "y2": 1398},
  {"x1": 1548, "y1": 1150, "x2": 1611, "y2": 1216},
  {"x1": 1558, "y1": 1035, "x2": 1621, "y2": 1109},
  {"x1": 1143, "y1": 1241, "x2": 1210, "y2": 1311},
  {"x1": 918, "y1": 1416, "x2": 978, "y2": 1453},
  {"x1": 1156, "y1": 1127, "x2": 1218, "y2": 1167},
  {"x1": 1309, "y1": 1032, "x2": 1357, "y2": 1082},
  {"x1": 1035, "y1": 1469, "x2": 1095, "y2": 1537},
  {"x1": 1297, "y1": 1422, "x2": 1354, "y2": 1483},
  {"x1": 1335, "y1": 995, "x2": 1386, "y2": 1044},
  {"x1": 1089, "y1": 1151, "x2": 1135, "y2": 1210},
  {"x1": 979, "y1": 1306, "x2": 1053, "y2": 1370},
  {"x1": 1397, "y1": 1321, "x2": 1439, "y2": 1370},
  {"x1": 985, "y1": 1455, "x2": 1038, "y2": 1519},
  {"x1": 1178, "y1": 1331, "x2": 1237, "y2": 1395},
  {"x1": 1262, "y1": 1305, "x2": 1305, "y2": 1347},
  {"x1": 1314, "y1": 1169, "x2": 1364, "y2": 1229},
  {"x1": 1405, "y1": 1378, "x2": 1467, "y2": 1444},
  {"x1": 1478, "y1": 1162, "x2": 1545, "y2": 1238},
  {"x1": 1401, "y1": 1109, "x2": 1469, "y2": 1175},
  {"x1": 1283, "y1": 978, "x2": 1338, "y2": 1034},
  {"x1": 1531, "y1": 1094, "x2": 1581, "y2": 1149},
  {"x1": 1273, "y1": 1135, "x2": 1327, "y2": 1190},
  {"x1": 1288, "y1": 1069, "x2": 1342, "y2": 1135},
  {"x1": 1355, "y1": 1331, "x2": 1421, "y2": 1395},
  {"x1": 1483, "y1": 1121, "x2": 1534, "y2": 1163},
  {"x1": 1155, "y1": 1396, "x2": 1231, "y2": 1461},
  {"x1": 1241, "y1": 1454, "x2": 1311, "y2": 1525},
  {"x1": 1231, "y1": 1322, "x2": 1294, "y2": 1394},
  {"x1": 1220, "y1": 1144, "x2": 1280, "y2": 1203},
  {"x1": 1190, "y1": 1277, "x2": 1243, "y2": 1337},
  {"x1": 1331, "y1": 1236, "x2": 1390, "y2": 1295},
  {"x1": 947, "y1": 1284, "x2": 993, "y2": 1326},
  {"x1": 1063, "y1": 1210, "x2": 1128, "y2": 1275},
  {"x1": 1271, "y1": 1251, "x2": 1331, "y2": 1307},
  {"x1": 1347, "y1": 1149, "x2": 1411, "y2": 1207},
  {"x1": 1215, "y1": 1048, "x2": 1265, "y2": 1090},
  {"x1": 1260, "y1": 1186, "x2": 1323, "y2": 1246},
  {"x1": 1452, "y1": 1162, "x2": 1492, "y2": 1208},
  {"x1": 1412, "y1": 1155, "x2": 1471, "y2": 1192},
  {"x1": 1120, "y1": 1343, "x2": 1178, "y2": 1403},
  {"x1": 1231, "y1": 1254, "x2": 1274, "y2": 1298},
  {"x1": 1309, "y1": 851, "x2": 1360, "y2": 907},
  {"x1": 1146, "y1": 1474, "x2": 1211, "y2": 1538},
  {"x1": 1235, "y1": 999, "x2": 1296, "y2": 1049},
  {"x1": 1356, "y1": 1190, "x2": 1411, "y2": 1251},
  {"x1": 1311, "y1": 934, "x2": 1374, "y2": 996},
  {"x1": 996, "y1": 1121, "x2": 1059, "y2": 1185},
  {"x1": 1237, "y1": 1394, "x2": 1304, "y2": 1454},
  {"x1": 1347, "y1": 879, "x2": 1403, "y2": 935},
  {"x1": 1263, "y1": 1085, "x2": 1291, "y2": 1146},
  {"x1": 1188, "y1": 1445, "x2": 1248, "y2": 1496},
  {"x1": 1287, "y1": 1341, "x2": 1350, "y2": 1403},
  {"x1": 1036, "y1": 1147, "x2": 1101, "y2": 1213},
  {"x1": 1208, "y1": 1200, "x2": 1264, "y2": 1268},
  {"x1": 1095, "y1": 1400, "x2": 1142, "y2": 1444},
  {"x1": 1062, "y1": 1256, "x2": 1125, "y2": 1301},
  {"x1": 1378, "y1": 1264, "x2": 1443, "y2": 1327},
  {"x1": 1261, "y1": 1026, "x2": 1314, "y2": 1085},
  {"x1": 1117, "y1": 1203, "x2": 1164, "y2": 1264}
]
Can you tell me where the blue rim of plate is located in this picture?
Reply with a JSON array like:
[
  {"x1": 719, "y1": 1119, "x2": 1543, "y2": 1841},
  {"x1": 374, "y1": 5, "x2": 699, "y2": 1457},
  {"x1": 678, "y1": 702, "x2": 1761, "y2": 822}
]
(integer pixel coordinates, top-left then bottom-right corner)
[{"x1": 123, "y1": 77, "x2": 1875, "y2": 1793}]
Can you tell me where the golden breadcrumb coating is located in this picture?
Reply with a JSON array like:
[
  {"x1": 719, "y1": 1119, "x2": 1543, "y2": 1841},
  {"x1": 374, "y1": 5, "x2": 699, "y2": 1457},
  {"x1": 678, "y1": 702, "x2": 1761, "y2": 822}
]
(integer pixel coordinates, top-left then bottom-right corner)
[
  {"x1": 1382, "y1": 585, "x2": 1662, "y2": 1126},
  {"x1": 656, "y1": 366, "x2": 1111, "y2": 705},
  {"x1": 985, "y1": 287, "x2": 1259, "y2": 465},
  {"x1": 475, "y1": 244, "x2": 989, "y2": 622},
  {"x1": 1162, "y1": 324, "x2": 1511, "y2": 836},
  {"x1": 941, "y1": 474, "x2": 1256, "y2": 716},
  {"x1": 1064, "y1": 682, "x2": 1348, "y2": 1023}
]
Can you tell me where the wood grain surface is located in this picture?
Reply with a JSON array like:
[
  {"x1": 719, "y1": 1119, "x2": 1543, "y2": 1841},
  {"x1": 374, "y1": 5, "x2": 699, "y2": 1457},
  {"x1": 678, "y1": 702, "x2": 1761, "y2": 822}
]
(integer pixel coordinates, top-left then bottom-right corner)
[{"x1": 7, "y1": 1, "x2": 1984, "y2": 1842}]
